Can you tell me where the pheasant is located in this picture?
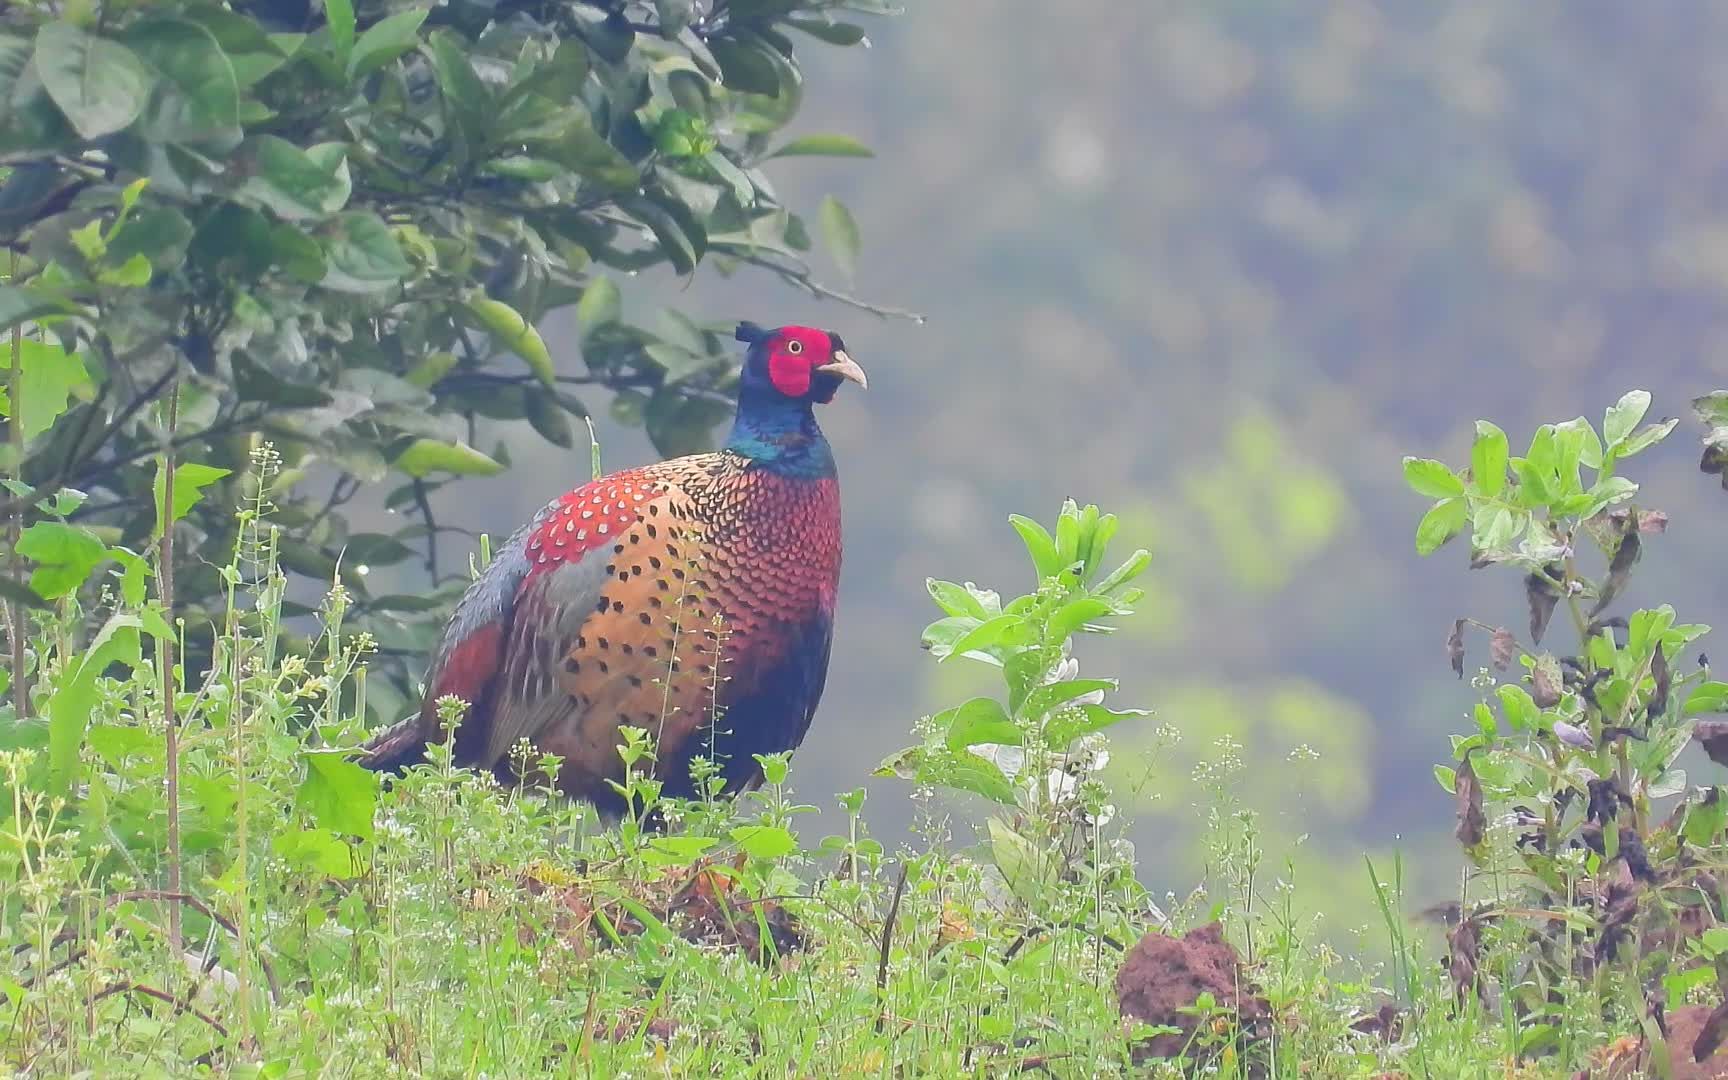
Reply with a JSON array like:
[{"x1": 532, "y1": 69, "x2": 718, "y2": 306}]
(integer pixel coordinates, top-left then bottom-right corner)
[{"x1": 360, "y1": 322, "x2": 865, "y2": 815}]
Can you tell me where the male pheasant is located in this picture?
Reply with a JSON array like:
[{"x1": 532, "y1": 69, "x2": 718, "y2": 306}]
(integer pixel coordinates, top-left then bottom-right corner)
[{"x1": 361, "y1": 322, "x2": 865, "y2": 814}]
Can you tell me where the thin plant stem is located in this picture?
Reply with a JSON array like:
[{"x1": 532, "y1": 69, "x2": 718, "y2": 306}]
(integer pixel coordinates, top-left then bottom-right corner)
[
  {"x1": 157, "y1": 379, "x2": 182, "y2": 954},
  {"x1": 8, "y1": 250, "x2": 26, "y2": 720}
]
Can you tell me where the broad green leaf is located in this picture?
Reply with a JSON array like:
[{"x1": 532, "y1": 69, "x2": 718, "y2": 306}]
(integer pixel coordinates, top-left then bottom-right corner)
[
  {"x1": 296, "y1": 750, "x2": 378, "y2": 840},
  {"x1": 576, "y1": 277, "x2": 622, "y2": 339},
  {"x1": 426, "y1": 30, "x2": 490, "y2": 150},
  {"x1": 321, "y1": 212, "x2": 409, "y2": 292},
  {"x1": 0, "y1": 339, "x2": 91, "y2": 441},
  {"x1": 405, "y1": 352, "x2": 457, "y2": 389},
  {"x1": 1415, "y1": 497, "x2": 1467, "y2": 555},
  {"x1": 1687, "y1": 682, "x2": 1728, "y2": 715},
  {"x1": 622, "y1": 197, "x2": 700, "y2": 275},
  {"x1": 942, "y1": 614, "x2": 1035, "y2": 664},
  {"x1": 730, "y1": 824, "x2": 796, "y2": 860},
  {"x1": 1044, "y1": 703, "x2": 1148, "y2": 747},
  {"x1": 47, "y1": 612, "x2": 141, "y2": 795},
  {"x1": 785, "y1": 18, "x2": 869, "y2": 45},
  {"x1": 938, "y1": 697, "x2": 1020, "y2": 750},
  {"x1": 34, "y1": 23, "x2": 154, "y2": 139},
  {"x1": 927, "y1": 578, "x2": 989, "y2": 619},
  {"x1": 464, "y1": 294, "x2": 555, "y2": 386},
  {"x1": 270, "y1": 828, "x2": 362, "y2": 878},
  {"x1": 1470, "y1": 420, "x2": 1508, "y2": 497},
  {"x1": 1619, "y1": 417, "x2": 1678, "y2": 458},
  {"x1": 124, "y1": 18, "x2": 242, "y2": 146},
  {"x1": 242, "y1": 135, "x2": 349, "y2": 219},
  {"x1": 17, "y1": 521, "x2": 107, "y2": 599},
  {"x1": 818, "y1": 194, "x2": 860, "y2": 278},
  {"x1": 1022, "y1": 678, "x2": 1116, "y2": 720},
  {"x1": 152, "y1": 461, "x2": 231, "y2": 532},
  {"x1": 392, "y1": 439, "x2": 505, "y2": 477},
  {"x1": 350, "y1": 8, "x2": 428, "y2": 76},
  {"x1": 1048, "y1": 596, "x2": 1116, "y2": 640},
  {"x1": 988, "y1": 817, "x2": 1046, "y2": 902},
  {"x1": 1403, "y1": 457, "x2": 1463, "y2": 499},
  {"x1": 1008, "y1": 514, "x2": 1062, "y2": 579},
  {"x1": 1604, "y1": 389, "x2": 1652, "y2": 447},
  {"x1": 767, "y1": 134, "x2": 874, "y2": 159},
  {"x1": 325, "y1": 0, "x2": 356, "y2": 67}
]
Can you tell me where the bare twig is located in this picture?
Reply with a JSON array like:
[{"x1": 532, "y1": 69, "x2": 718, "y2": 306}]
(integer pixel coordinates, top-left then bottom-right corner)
[
  {"x1": 91, "y1": 981, "x2": 230, "y2": 1039},
  {"x1": 412, "y1": 479, "x2": 440, "y2": 585},
  {"x1": 874, "y1": 862, "x2": 910, "y2": 1035},
  {"x1": 731, "y1": 252, "x2": 926, "y2": 322}
]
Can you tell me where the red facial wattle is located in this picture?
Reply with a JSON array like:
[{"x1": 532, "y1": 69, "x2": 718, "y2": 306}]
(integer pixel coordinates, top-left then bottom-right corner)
[{"x1": 768, "y1": 346, "x2": 813, "y2": 397}]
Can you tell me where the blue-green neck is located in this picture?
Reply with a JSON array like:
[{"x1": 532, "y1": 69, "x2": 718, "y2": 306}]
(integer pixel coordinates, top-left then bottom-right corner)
[{"x1": 725, "y1": 392, "x2": 834, "y2": 478}]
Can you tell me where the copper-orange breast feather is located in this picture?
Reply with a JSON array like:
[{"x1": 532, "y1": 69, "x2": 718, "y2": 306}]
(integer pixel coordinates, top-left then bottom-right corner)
[{"x1": 360, "y1": 323, "x2": 866, "y2": 814}]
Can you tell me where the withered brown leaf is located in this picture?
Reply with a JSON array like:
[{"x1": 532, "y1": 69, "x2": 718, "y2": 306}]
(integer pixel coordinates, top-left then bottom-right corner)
[
  {"x1": 1695, "y1": 720, "x2": 1728, "y2": 767},
  {"x1": 1490, "y1": 627, "x2": 1517, "y2": 671},
  {"x1": 1652, "y1": 644, "x2": 1672, "y2": 718},
  {"x1": 1589, "y1": 530, "x2": 1641, "y2": 620},
  {"x1": 1694, "y1": 1000, "x2": 1728, "y2": 1062},
  {"x1": 1532, "y1": 654, "x2": 1564, "y2": 708},
  {"x1": 1526, "y1": 571, "x2": 1561, "y2": 646},
  {"x1": 1455, "y1": 754, "x2": 1486, "y2": 848},
  {"x1": 1448, "y1": 618, "x2": 1466, "y2": 679}
]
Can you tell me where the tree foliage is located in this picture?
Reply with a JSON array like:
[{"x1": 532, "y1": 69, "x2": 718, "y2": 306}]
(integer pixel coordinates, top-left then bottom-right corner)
[{"x1": 0, "y1": 0, "x2": 891, "y2": 704}]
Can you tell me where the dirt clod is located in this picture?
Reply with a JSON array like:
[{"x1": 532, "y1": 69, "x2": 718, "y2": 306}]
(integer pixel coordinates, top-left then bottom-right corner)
[{"x1": 1115, "y1": 921, "x2": 1271, "y2": 1066}]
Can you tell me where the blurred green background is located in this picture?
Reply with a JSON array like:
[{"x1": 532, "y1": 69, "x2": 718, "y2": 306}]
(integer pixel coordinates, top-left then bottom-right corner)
[{"x1": 379, "y1": 1, "x2": 1728, "y2": 934}]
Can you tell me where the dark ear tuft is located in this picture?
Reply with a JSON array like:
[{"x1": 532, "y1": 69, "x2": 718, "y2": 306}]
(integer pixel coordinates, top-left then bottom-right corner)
[{"x1": 735, "y1": 321, "x2": 768, "y2": 344}]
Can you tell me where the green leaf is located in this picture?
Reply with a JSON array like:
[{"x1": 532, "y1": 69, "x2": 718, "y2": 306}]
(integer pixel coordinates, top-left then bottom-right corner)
[
  {"x1": 124, "y1": 18, "x2": 242, "y2": 146},
  {"x1": 1470, "y1": 420, "x2": 1508, "y2": 497},
  {"x1": 34, "y1": 23, "x2": 155, "y2": 139},
  {"x1": 350, "y1": 8, "x2": 428, "y2": 76},
  {"x1": 153, "y1": 462, "x2": 231, "y2": 532},
  {"x1": 927, "y1": 578, "x2": 989, "y2": 619},
  {"x1": 242, "y1": 135, "x2": 349, "y2": 219},
  {"x1": 1415, "y1": 497, "x2": 1467, "y2": 555},
  {"x1": 1044, "y1": 703, "x2": 1148, "y2": 747},
  {"x1": 325, "y1": 0, "x2": 356, "y2": 68},
  {"x1": 1022, "y1": 678, "x2": 1116, "y2": 720},
  {"x1": 938, "y1": 698, "x2": 1020, "y2": 750},
  {"x1": 47, "y1": 612, "x2": 141, "y2": 795},
  {"x1": 1048, "y1": 596, "x2": 1116, "y2": 640},
  {"x1": 0, "y1": 339, "x2": 91, "y2": 441},
  {"x1": 1403, "y1": 457, "x2": 1463, "y2": 499},
  {"x1": 576, "y1": 277, "x2": 621, "y2": 339},
  {"x1": 17, "y1": 521, "x2": 108, "y2": 599},
  {"x1": 942, "y1": 614, "x2": 1035, "y2": 665},
  {"x1": 818, "y1": 194, "x2": 860, "y2": 278},
  {"x1": 108, "y1": 207, "x2": 193, "y2": 270},
  {"x1": 1687, "y1": 682, "x2": 1728, "y2": 715},
  {"x1": 1008, "y1": 514, "x2": 1062, "y2": 578},
  {"x1": 988, "y1": 817, "x2": 1046, "y2": 902},
  {"x1": 427, "y1": 29, "x2": 490, "y2": 150},
  {"x1": 1619, "y1": 417, "x2": 1678, "y2": 458},
  {"x1": 1554, "y1": 416, "x2": 1604, "y2": 472},
  {"x1": 785, "y1": 18, "x2": 869, "y2": 45},
  {"x1": 392, "y1": 439, "x2": 505, "y2": 478},
  {"x1": 730, "y1": 824, "x2": 796, "y2": 860},
  {"x1": 767, "y1": 134, "x2": 874, "y2": 159},
  {"x1": 1604, "y1": 390, "x2": 1652, "y2": 447},
  {"x1": 270, "y1": 828, "x2": 362, "y2": 878},
  {"x1": 296, "y1": 750, "x2": 377, "y2": 840},
  {"x1": 321, "y1": 212, "x2": 409, "y2": 292},
  {"x1": 464, "y1": 294, "x2": 555, "y2": 386}
]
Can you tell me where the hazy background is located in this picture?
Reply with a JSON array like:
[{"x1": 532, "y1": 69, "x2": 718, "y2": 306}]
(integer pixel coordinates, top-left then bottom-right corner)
[{"x1": 423, "y1": 0, "x2": 1728, "y2": 932}]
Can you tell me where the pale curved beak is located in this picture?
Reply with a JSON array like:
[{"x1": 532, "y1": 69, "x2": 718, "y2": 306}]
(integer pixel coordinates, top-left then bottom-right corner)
[{"x1": 817, "y1": 350, "x2": 868, "y2": 390}]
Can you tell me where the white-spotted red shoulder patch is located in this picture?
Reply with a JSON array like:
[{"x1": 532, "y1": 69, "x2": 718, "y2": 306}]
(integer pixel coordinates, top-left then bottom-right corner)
[{"x1": 525, "y1": 474, "x2": 660, "y2": 567}]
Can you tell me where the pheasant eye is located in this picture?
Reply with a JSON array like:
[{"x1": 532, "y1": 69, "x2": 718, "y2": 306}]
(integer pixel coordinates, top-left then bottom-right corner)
[{"x1": 786, "y1": 339, "x2": 803, "y2": 355}]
